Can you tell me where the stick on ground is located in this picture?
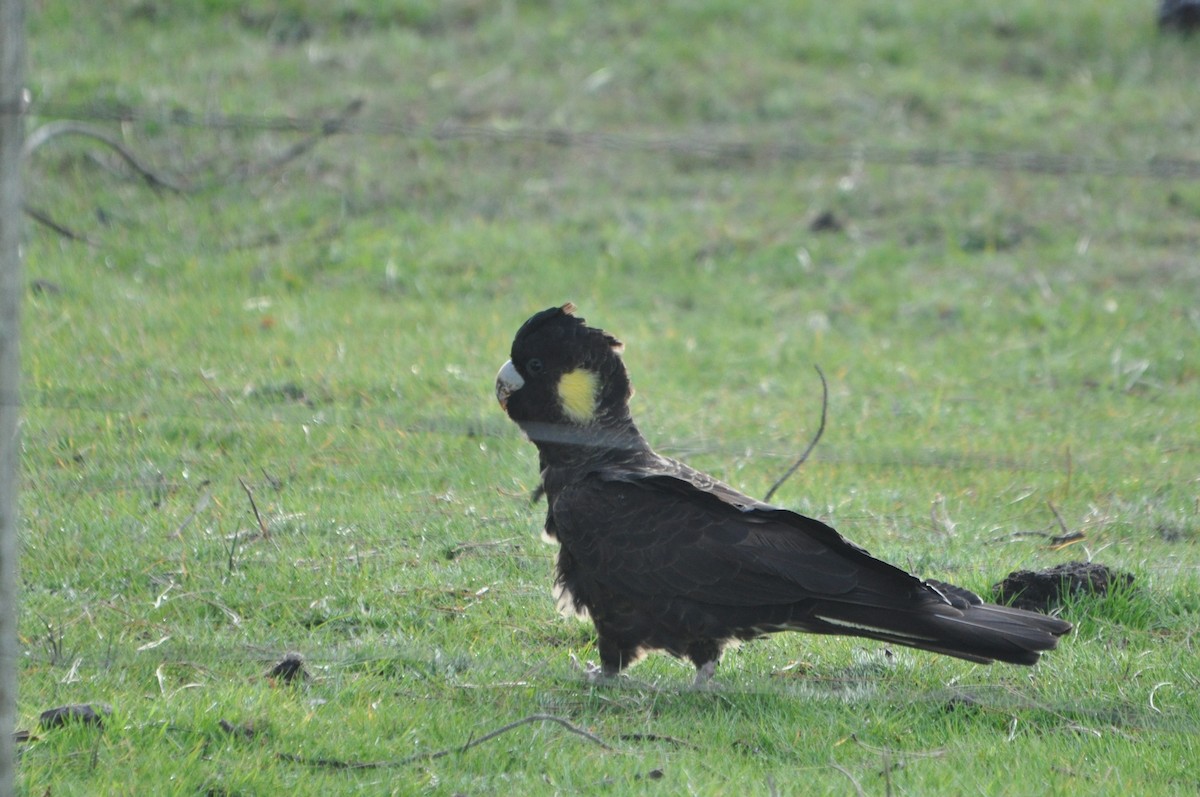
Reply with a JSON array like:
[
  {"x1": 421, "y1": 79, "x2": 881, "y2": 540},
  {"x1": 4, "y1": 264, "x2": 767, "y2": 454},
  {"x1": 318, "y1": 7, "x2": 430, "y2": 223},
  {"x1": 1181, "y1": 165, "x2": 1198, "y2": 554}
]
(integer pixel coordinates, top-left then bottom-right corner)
[
  {"x1": 277, "y1": 713, "x2": 613, "y2": 770},
  {"x1": 763, "y1": 364, "x2": 828, "y2": 504}
]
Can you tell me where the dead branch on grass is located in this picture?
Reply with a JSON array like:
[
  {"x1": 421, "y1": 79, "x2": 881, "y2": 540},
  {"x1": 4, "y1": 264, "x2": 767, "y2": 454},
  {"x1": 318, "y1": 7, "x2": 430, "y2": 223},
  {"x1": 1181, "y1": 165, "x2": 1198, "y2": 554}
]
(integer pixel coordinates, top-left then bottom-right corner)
[
  {"x1": 1046, "y1": 501, "x2": 1086, "y2": 548},
  {"x1": 277, "y1": 713, "x2": 613, "y2": 771},
  {"x1": 986, "y1": 527, "x2": 1085, "y2": 547},
  {"x1": 849, "y1": 733, "x2": 946, "y2": 760},
  {"x1": 276, "y1": 751, "x2": 391, "y2": 770},
  {"x1": 435, "y1": 713, "x2": 613, "y2": 757},
  {"x1": 23, "y1": 100, "x2": 364, "y2": 244},
  {"x1": 1047, "y1": 500, "x2": 1071, "y2": 538},
  {"x1": 229, "y1": 98, "x2": 364, "y2": 182},
  {"x1": 21, "y1": 203, "x2": 98, "y2": 245},
  {"x1": 986, "y1": 529, "x2": 1054, "y2": 545},
  {"x1": 168, "y1": 488, "x2": 211, "y2": 540},
  {"x1": 828, "y1": 762, "x2": 866, "y2": 797},
  {"x1": 986, "y1": 501, "x2": 1086, "y2": 547},
  {"x1": 23, "y1": 120, "x2": 187, "y2": 191},
  {"x1": 21, "y1": 119, "x2": 181, "y2": 243},
  {"x1": 238, "y1": 477, "x2": 270, "y2": 540},
  {"x1": 446, "y1": 538, "x2": 517, "y2": 560},
  {"x1": 617, "y1": 732, "x2": 696, "y2": 749},
  {"x1": 763, "y1": 364, "x2": 827, "y2": 504}
]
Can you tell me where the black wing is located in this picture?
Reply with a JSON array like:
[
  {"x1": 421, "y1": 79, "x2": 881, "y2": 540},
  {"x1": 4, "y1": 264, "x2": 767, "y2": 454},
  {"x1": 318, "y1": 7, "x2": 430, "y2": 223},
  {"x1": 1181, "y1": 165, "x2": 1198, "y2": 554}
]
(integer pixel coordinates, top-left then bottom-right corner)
[{"x1": 550, "y1": 469, "x2": 939, "y2": 610}]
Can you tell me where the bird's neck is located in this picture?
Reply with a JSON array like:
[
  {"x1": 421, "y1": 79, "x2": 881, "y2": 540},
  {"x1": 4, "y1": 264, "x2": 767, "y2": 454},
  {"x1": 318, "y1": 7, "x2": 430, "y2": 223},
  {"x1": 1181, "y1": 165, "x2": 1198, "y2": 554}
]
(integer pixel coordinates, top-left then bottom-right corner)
[{"x1": 520, "y1": 418, "x2": 651, "y2": 472}]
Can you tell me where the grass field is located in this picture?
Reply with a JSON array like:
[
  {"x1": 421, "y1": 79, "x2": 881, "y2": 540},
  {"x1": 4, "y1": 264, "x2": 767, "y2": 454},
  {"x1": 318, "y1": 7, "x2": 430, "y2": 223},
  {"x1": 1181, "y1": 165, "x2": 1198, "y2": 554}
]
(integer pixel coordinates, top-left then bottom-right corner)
[{"x1": 14, "y1": 1, "x2": 1200, "y2": 794}]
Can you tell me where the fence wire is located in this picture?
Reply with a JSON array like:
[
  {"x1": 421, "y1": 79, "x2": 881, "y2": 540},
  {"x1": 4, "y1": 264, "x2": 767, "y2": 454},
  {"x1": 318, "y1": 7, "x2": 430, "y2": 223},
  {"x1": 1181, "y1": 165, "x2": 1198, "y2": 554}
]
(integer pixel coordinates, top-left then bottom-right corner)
[{"x1": 28, "y1": 99, "x2": 1200, "y2": 181}]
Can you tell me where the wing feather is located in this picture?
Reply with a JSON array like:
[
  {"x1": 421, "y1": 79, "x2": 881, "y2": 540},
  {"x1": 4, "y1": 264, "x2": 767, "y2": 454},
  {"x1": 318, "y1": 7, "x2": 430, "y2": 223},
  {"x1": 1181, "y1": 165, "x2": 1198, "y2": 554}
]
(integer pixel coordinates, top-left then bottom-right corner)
[{"x1": 551, "y1": 470, "x2": 935, "y2": 609}]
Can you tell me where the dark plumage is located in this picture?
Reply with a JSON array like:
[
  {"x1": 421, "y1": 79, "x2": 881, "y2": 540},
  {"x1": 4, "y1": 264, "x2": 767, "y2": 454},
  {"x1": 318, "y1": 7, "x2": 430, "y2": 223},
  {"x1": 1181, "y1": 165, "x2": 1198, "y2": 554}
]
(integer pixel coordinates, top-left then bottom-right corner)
[
  {"x1": 495, "y1": 304, "x2": 1071, "y2": 684},
  {"x1": 1160, "y1": 0, "x2": 1200, "y2": 33}
]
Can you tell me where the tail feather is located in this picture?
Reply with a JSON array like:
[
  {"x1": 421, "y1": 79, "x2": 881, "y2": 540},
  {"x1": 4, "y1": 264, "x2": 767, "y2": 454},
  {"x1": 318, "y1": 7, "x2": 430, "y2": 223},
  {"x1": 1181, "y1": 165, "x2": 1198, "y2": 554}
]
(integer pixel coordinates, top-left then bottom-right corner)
[{"x1": 808, "y1": 597, "x2": 1072, "y2": 666}]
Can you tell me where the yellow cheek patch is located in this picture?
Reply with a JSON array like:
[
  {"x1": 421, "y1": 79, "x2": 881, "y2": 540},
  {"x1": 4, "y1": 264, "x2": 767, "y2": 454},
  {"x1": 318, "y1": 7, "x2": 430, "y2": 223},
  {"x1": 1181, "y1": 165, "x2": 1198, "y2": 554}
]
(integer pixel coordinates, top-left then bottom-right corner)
[{"x1": 557, "y1": 368, "x2": 599, "y2": 423}]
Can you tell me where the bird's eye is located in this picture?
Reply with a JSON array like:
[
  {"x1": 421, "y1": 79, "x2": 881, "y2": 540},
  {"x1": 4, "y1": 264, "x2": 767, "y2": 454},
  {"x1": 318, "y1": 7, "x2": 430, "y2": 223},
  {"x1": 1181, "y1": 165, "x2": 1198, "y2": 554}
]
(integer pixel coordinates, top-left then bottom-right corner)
[{"x1": 526, "y1": 358, "x2": 545, "y2": 375}]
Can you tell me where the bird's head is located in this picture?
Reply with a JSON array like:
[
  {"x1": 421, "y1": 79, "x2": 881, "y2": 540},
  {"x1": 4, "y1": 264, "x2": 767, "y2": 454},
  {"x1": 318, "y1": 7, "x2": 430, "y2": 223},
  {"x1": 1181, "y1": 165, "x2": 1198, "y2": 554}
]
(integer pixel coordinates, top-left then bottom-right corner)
[{"x1": 496, "y1": 303, "x2": 641, "y2": 458}]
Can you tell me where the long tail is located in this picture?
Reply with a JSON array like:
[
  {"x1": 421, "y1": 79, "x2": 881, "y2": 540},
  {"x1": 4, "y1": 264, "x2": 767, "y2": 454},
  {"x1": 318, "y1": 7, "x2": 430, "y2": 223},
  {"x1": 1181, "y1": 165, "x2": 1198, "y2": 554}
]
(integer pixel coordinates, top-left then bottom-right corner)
[{"x1": 806, "y1": 581, "x2": 1073, "y2": 665}]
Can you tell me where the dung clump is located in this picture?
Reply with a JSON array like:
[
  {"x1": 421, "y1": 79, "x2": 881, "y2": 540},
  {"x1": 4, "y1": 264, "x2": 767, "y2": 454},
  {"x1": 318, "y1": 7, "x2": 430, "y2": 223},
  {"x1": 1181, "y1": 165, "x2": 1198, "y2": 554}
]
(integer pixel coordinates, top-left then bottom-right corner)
[
  {"x1": 267, "y1": 652, "x2": 309, "y2": 684},
  {"x1": 993, "y1": 561, "x2": 1134, "y2": 612},
  {"x1": 39, "y1": 703, "x2": 112, "y2": 730}
]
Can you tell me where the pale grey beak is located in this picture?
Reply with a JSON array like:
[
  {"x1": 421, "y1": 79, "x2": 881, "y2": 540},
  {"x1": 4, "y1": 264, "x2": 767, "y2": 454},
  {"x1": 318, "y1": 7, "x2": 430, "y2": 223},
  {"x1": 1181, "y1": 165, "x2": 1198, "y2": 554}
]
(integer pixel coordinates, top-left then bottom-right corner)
[{"x1": 495, "y1": 360, "x2": 524, "y2": 410}]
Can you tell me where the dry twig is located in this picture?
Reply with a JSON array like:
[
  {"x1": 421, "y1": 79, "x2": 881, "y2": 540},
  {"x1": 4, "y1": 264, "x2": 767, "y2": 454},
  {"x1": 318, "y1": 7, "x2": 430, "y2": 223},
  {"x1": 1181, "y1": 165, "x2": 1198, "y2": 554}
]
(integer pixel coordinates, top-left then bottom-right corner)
[
  {"x1": 763, "y1": 364, "x2": 828, "y2": 503},
  {"x1": 829, "y1": 762, "x2": 866, "y2": 797},
  {"x1": 23, "y1": 101, "x2": 364, "y2": 244},
  {"x1": 23, "y1": 119, "x2": 186, "y2": 191},
  {"x1": 21, "y1": 203, "x2": 97, "y2": 244},
  {"x1": 850, "y1": 733, "x2": 946, "y2": 759},
  {"x1": 239, "y1": 477, "x2": 270, "y2": 540},
  {"x1": 617, "y1": 732, "x2": 696, "y2": 749},
  {"x1": 168, "y1": 489, "x2": 211, "y2": 540},
  {"x1": 231, "y1": 98, "x2": 364, "y2": 182},
  {"x1": 277, "y1": 713, "x2": 613, "y2": 770},
  {"x1": 1046, "y1": 500, "x2": 1071, "y2": 538}
]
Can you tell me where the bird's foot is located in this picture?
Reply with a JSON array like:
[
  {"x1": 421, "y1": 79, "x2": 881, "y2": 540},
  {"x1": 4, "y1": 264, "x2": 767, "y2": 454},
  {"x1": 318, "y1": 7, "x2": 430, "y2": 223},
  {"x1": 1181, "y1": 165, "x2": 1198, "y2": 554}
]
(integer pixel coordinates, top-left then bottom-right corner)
[{"x1": 570, "y1": 654, "x2": 613, "y2": 684}]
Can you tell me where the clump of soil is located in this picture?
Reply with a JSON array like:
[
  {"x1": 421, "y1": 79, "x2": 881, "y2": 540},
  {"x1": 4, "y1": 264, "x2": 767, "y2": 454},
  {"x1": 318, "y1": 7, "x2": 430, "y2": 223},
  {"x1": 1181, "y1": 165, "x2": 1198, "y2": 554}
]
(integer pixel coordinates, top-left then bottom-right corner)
[
  {"x1": 267, "y1": 651, "x2": 309, "y2": 684},
  {"x1": 808, "y1": 210, "x2": 844, "y2": 233},
  {"x1": 992, "y1": 561, "x2": 1134, "y2": 612},
  {"x1": 39, "y1": 703, "x2": 112, "y2": 730}
]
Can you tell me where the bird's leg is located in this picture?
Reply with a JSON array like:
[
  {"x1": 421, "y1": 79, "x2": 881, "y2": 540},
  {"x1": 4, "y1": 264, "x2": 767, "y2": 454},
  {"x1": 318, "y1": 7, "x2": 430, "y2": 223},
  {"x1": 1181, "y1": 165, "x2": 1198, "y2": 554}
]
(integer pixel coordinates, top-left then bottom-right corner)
[
  {"x1": 687, "y1": 640, "x2": 723, "y2": 689},
  {"x1": 692, "y1": 660, "x2": 719, "y2": 689},
  {"x1": 596, "y1": 636, "x2": 631, "y2": 680},
  {"x1": 571, "y1": 634, "x2": 630, "y2": 684}
]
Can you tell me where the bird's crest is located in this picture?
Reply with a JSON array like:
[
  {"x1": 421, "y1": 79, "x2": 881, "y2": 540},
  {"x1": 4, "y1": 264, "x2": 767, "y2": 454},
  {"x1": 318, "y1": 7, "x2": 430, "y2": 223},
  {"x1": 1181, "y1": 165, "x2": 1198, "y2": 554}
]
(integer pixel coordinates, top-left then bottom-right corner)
[{"x1": 513, "y1": 302, "x2": 624, "y2": 355}]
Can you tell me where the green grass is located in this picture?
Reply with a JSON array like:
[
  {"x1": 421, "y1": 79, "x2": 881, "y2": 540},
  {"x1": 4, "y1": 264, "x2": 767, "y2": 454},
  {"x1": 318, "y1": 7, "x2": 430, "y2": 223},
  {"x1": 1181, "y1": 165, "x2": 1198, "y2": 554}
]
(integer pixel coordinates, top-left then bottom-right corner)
[{"x1": 15, "y1": 0, "x2": 1200, "y2": 794}]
